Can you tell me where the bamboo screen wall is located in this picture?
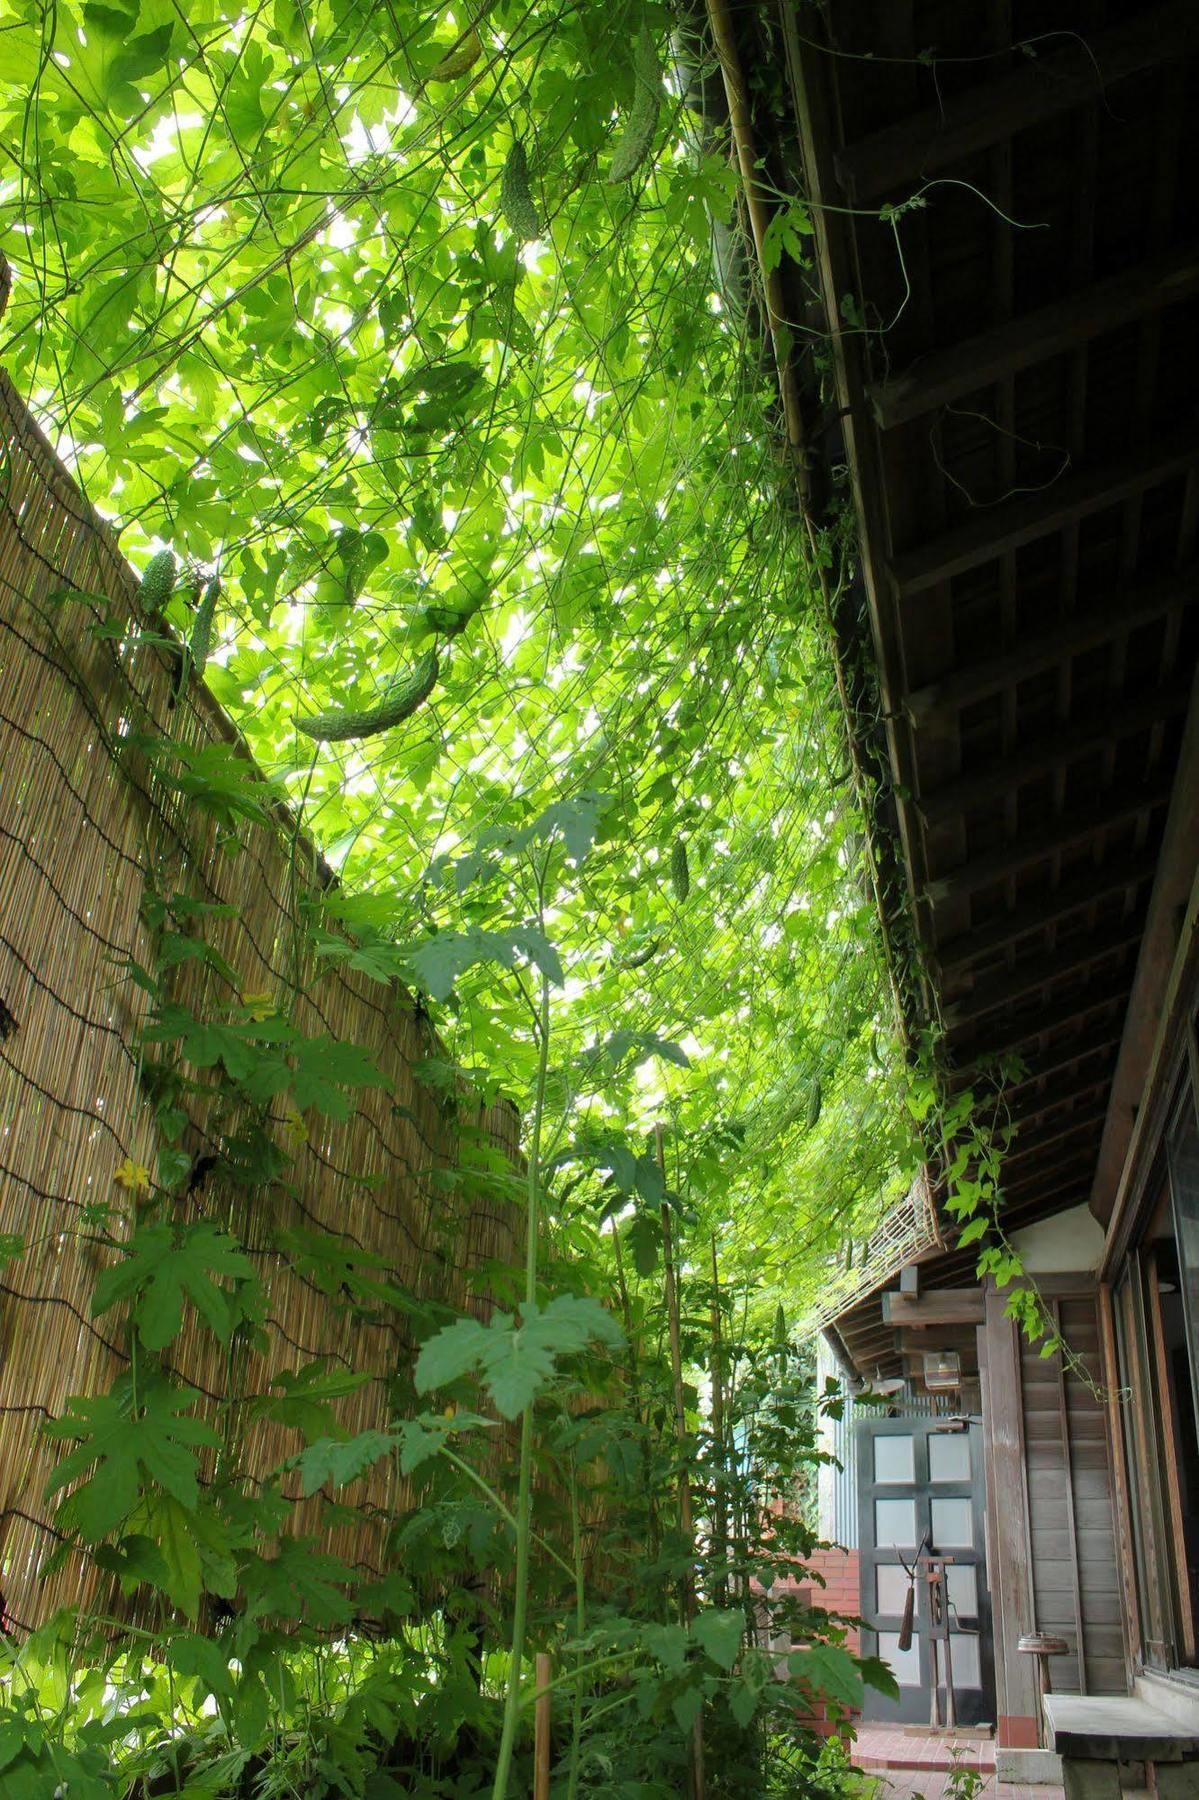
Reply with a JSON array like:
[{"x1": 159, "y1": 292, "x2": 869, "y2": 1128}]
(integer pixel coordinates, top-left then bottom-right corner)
[{"x1": 0, "y1": 369, "x2": 521, "y2": 1631}]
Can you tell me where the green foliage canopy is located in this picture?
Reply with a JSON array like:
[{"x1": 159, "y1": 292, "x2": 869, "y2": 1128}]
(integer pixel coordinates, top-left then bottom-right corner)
[{"x1": 2, "y1": 0, "x2": 915, "y2": 1310}]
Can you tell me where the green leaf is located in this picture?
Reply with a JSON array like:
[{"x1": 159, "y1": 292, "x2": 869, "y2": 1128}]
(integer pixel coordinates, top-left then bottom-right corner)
[
  {"x1": 788, "y1": 1642, "x2": 864, "y2": 1708},
  {"x1": 45, "y1": 1379, "x2": 221, "y2": 1540},
  {"x1": 153, "y1": 1494, "x2": 204, "y2": 1618},
  {"x1": 92, "y1": 1222, "x2": 255, "y2": 1350},
  {"x1": 403, "y1": 926, "x2": 564, "y2": 1002},
  {"x1": 290, "y1": 1429, "x2": 394, "y2": 1496},
  {"x1": 671, "y1": 1686, "x2": 703, "y2": 1735},
  {"x1": 858, "y1": 1654, "x2": 901, "y2": 1701},
  {"x1": 691, "y1": 1608, "x2": 743, "y2": 1672},
  {"x1": 414, "y1": 1296, "x2": 623, "y2": 1418},
  {"x1": 728, "y1": 1677, "x2": 759, "y2": 1728},
  {"x1": 641, "y1": 1622, "x2": 689, "y2": 1673},
  {"x1": 600, "y1": 1030, "x2": 690, "y2": 1071},
  {"x1": 168, "y1": 1631, "x2": 235, "y2": 1702}
]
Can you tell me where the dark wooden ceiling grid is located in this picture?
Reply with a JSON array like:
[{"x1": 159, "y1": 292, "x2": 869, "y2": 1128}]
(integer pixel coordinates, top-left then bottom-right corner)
[{"x1": 778, "y1": 0, "x2": 1199, "y2": 1377}]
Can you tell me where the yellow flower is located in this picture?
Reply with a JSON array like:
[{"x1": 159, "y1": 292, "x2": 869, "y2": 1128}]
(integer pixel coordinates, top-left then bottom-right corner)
[
  {"x1": 113, "y1": 1157, "x2": 152, "y2": 1194},
  {"x1": 280, "y1": 1105, "x2": 308, "y2": 1149}
]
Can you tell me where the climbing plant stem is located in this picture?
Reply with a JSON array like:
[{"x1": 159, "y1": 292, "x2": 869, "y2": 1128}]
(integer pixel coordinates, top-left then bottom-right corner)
[{"x1": 491, "y1": 859, "x2": 553, "y2": 1800}]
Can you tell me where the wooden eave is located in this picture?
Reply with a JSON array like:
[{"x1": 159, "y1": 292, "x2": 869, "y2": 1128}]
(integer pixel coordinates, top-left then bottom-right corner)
[{"x1": 767, "y1": 0, "x2": 1199, "y2": 1363}]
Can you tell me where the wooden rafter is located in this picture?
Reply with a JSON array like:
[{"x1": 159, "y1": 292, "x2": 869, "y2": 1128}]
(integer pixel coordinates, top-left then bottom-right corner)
[
  {"x1": 882, "y1": 1289, "x2": 984, "y2": 1326},
  {"x1": 1004, "y1": 1107, "x2": 1109, "y2": 1169},
  {"x1": 892, "y1": 432, "x2": 1199, "y2": 597},
  {"x1": 905, "y1": 569, "x2": 1196, "y2": 724},
  {"x1": 924, "y1": 777, "x2": 1170, "y2": 905},
  {"x1": 943, "y1": 918, "x2": 1144, "y2": 1032},
  {"x1": 834, "y1": 1, "x2": 1198, "y2": 203},
  {"x1": 918, "y1": 684, "x2": 1188, "y2": 827},
  {"x1": 870, "y1": 245, "x2": 1199, "y2": 430},
  {"x1": 970, "y1": 971, "x2": 1131, "y2": 1061},
  {"x1": 935, "y1": 855, "x2": 1157, "y2": 976}
]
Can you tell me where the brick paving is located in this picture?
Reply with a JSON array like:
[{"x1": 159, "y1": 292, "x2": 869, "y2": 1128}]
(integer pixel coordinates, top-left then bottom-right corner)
[{"x1": 850, "y1": 1724, "x2": 1064, "y2": 1800}]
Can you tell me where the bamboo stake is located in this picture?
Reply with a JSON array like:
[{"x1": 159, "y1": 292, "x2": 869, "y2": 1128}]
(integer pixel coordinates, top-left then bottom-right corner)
[
  {"x1": 612, "y1": 1211, "x2": 659, "y2": 1562},
  {"x1": 709, "y1": 1233, "x2": 728, "y2": 1610},
  {"x1": 704, "y1": 0, "x2": 809, "y2": 496},
  {"x1": 534, "y1": 1652, "x2": 552, "y2": 1800},
  {"x1": 655, "y1": 1123, "x2": 705, "y2": 1800}
]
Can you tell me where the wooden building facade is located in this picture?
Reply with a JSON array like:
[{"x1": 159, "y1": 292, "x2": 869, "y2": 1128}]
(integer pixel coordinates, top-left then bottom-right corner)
[{"x1": 728, "y1": 0, "x2": 1199, "y2": 1769}]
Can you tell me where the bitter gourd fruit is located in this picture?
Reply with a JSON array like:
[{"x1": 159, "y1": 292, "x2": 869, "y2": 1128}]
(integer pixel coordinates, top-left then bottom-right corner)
[
  {"x1": 501, "y1": 141, "x2": 540, "y2": 242},
  {"x1": 138, "y1": 548, "x2": 176, "y2": 614},
  {"x1": 608, "y1": 25, "x2": 660, "y2": 183},
  {"x1": 622, "y1": 939, "x2": 659, "y2": 970},
  {"x1": 189, "y1": 577, "x2": 220, "y2": 676},
  {"x1": 670, "y1": 838, "x2": 689, "y2": 903},
  {"x1": 430, "y1": 25, "x2": 482, "y2": 81},
  {"x1": 298, "y1": 649, "x2": 440, "y2": 742},
  {"x1": 807, "y1": 1077, "x2": 822, "y2": 1131}
]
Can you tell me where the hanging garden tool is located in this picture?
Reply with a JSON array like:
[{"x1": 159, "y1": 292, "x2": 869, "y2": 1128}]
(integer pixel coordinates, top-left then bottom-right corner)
[{"x1": 896, "y1": 1528, "x2": 930, "y2": 1652}]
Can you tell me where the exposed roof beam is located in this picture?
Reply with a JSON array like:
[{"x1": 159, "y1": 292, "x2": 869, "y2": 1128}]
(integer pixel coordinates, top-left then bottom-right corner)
[
  {"x1": 882, "y1": 1289, "x2": 984, "y2": 1326},
  {"x1": 892, "y1": 433, "x2": 1199, "y2": 597},
  {"x1": 925, "y1": 777, "x2": 1170, "y2": 904},
  {"x1": 971, "y1": 972, "x2": 1130, "y2": 1061},
  {"x1": 944, "y1": 918, "x2": 1143, "y2": 1032},
  {"x1": 870, "y1": 244, "x2": 1199, "y2": 429},
  {"x1": 1005, "y1": 1108, "x2": 1109, "y2": 1169},
  {"x1": 906, "y1": 570, "x2": 1196, "y2": 724},
  {"x1": 1092, "y1": 667, "x2": 1199, "y2": 1222},
  {"x1": 999, "y1": 1150, "x2": 1097, "y2": 1204},
  {"x1": 950, "y1": 1033, "x2": 1123, "y2": 1100},
  {"x1": 834, "y1": 2, "x2": 1198, "y2": 203},
  {"x1": 935, "y1": 856, "x2": 1157, "y2": 976},
  {"x1": 918, "y1": 685, "x2": 1189, "y2": 828},
  {"x1": 1007, "y1": 1071, "x2": 1115, "y2": 1135}
]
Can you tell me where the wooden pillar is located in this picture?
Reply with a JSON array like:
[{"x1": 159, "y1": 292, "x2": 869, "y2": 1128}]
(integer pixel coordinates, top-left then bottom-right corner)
[{"x1": 983, "y1": 1286, "x2": 1041, "y2": 1748}]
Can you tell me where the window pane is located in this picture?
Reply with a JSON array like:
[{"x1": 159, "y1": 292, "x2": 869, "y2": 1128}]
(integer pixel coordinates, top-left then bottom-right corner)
[
  {"x1": 929, "y1": 1432, "x2": 970, "y2": 1483},
  {"x1": 946, "y1": 1564, "x2": 978, "y2": 1617},
  {"x1": 931, "y1": 1497, "x2": 973, "y2": 1545},
  {"x1": 874, "y1": 1435, "x2": 915, "y2": 1484},
  {"x1": 875, "y1": 1498, "x2": 917, "y2": 1546},
  {"x1": 875, "y1": 1565, "x2": 910, "y2": 1614},
  {"x1": 878, "y1": 1630, "x2": 921, "y2": 1687}
]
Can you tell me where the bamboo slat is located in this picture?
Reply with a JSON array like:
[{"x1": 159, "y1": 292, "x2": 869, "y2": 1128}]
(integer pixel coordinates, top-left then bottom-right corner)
[{"x1": 0, "y1": 371, "x2": 521, "y2": 1632}]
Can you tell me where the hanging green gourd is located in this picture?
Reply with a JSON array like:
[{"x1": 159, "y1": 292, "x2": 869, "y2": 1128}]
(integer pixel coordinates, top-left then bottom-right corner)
[
  {"x1": 297, "y1": 650, "x2": 440, "y2": 742},
  {"x1": 608, "y1": 24, "x2": 661, "y2": 183},
  {"x1": 189, "y1": 576, "x2": 220, "y2": 677},
  {"x1": 137, "y1": 548, "x2": 176, "y2": 614},
  {"x1": 670, "y1": 838, "x2": 690, "y2": 903},
  {"x1": 501, "y1": 141, "x2": 540, "y2": 242}
]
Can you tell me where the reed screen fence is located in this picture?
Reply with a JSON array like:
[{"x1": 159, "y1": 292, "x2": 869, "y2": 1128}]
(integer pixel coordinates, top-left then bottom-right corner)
[{"x1": 0, "y1": 367, "x2": 521, "y2": 1633}]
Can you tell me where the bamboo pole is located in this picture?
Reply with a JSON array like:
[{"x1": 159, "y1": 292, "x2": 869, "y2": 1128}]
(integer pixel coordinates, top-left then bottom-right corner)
[
  {"x1": 709, "y1": 1233, "x2": 728, "y2": 1610},
  {"x1": 655, "y1": 1124, "x2": 705, "y2": 1800},
  {"x1": 534, "y1": 1652, "x2": 552, "y2": 1800}
]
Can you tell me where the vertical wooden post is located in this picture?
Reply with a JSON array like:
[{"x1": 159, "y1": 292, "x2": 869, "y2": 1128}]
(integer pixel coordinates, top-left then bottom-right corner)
[
  {"x1": 534, "y1": 1652, "x2": 552, "y2": 1800},
  {"x1": 1098, "y1": 1280, "x2": 1141, "y2": 1672},
  {"x1": 982, "y1": 1285, "x2": 1041, "y2": 1749},
  {"x1": 657, "y1": 1124, "x2": 705, "y2": 1800}
]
